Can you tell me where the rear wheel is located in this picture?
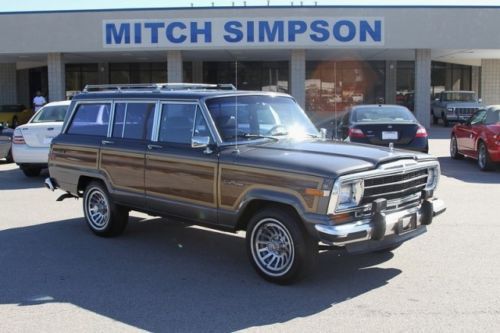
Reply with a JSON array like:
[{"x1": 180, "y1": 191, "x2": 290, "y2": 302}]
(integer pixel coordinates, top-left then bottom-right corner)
[
  {"x1": 441, "y1": 114, "x2": 449, "y2": 127},
  {"x1": 21, "y1": 166, "x2": 41, "y2": 177},
  {"x1": 5, "y1": 149, "x2": 13, "y2": 163},
  {"x1": 432, "y1": 111, "x2": 438, "y2": 125},
  {"x1": 246, "y1": 207, "x2": 317, "y2": 284},
  {"x1": 478, "y1": 141, "x2": 494, "y2": 171},
  {"x1": 450, "y1": 135, "x2": 463, "y2": 160},
  {"x1": 83, "y1": 181, "x2": 129, "y2": 237}
]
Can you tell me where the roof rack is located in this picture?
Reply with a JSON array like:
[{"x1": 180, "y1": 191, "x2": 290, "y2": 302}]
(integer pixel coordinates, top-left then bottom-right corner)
[{"x1": 83, "y1": 83, "x2": 236, "y2": 92}]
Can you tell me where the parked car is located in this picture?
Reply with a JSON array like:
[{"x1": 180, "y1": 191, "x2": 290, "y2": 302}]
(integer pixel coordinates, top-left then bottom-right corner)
[
  {"x1": 45, "y1": 83, "x2": 445, "y2": 284},
  {"x1": 12, "y1": 100, "x2": 71, "y2": 177},
  {"x1": 0, "y1": 123, "x2": 14, "y2": 163},
  {"x1": 337, "y1": 104, "x2": 429, "y2": 153},
  {"x1": 450, "y1": 106, "x2": 500, "y2": 171},
  {"x1": 431, "y1": 91, "x2": 482, "y2": 127},
  {"x1": 0, "y1": 104, "x2": 34, "y2": 128}
]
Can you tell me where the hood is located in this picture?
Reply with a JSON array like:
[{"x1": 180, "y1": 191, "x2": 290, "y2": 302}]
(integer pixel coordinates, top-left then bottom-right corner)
[{"x1": 229, "y1": 139, "x2": 432, "y2": 178}]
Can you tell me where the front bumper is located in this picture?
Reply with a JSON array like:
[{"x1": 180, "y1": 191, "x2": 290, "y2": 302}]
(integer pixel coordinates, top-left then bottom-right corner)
[{"x1": 315, "y1": 198, "x2": 446, "y2": 254}]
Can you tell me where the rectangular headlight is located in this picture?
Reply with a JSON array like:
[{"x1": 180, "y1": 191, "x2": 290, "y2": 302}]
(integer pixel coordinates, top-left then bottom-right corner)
[{"x1": 327, "y1": 179, "x2": 364, "y2": 214}]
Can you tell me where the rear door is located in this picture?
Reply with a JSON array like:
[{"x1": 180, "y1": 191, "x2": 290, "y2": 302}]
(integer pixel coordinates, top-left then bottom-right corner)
[
  {"x1": 145, "y1": 101, "x2": 219, "y2": 224},
  {"x1": 99, "y1": 100, "x2": 156, "y2": 208}
]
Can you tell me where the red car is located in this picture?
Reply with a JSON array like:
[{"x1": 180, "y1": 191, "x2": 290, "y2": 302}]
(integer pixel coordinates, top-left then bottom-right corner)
[{"x1": 450, "y1": 107, "x2": 500, "y2": 171}]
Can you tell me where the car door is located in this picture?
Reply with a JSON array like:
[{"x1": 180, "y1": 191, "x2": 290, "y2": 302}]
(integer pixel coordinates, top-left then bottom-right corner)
[
  {"x1": 463, "y1": 109, "x2": 487, "y2": 156},
  {"x1": 99, "y1": 100, "x2": 156, "y2": 208},
  {"x1": 145, "y1": 101, "x2": 218, "y2": 224}
]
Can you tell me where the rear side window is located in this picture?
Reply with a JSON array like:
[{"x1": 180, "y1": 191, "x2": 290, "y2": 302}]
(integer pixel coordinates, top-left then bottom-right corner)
[
  {"x1": 112, "y1": 102, "x2": 155, "y2": 140},
  {"x1": 31, "y1": 105, "x2": 69, "y2": 123},
  {"x1": 67, "y1": 103, "x2": 111, "y2": 136}
]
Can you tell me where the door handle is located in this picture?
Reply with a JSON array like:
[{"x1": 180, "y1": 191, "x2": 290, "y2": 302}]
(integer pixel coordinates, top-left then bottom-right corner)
[
  {"x1": 147, "y1": 144, "x2": 163, "y2": 150},
  {"x1": 102, "y1": 140, "x2": 114, "y2": 145}
]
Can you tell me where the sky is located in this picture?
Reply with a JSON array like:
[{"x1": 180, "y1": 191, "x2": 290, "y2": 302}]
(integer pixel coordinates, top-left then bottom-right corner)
[{"x1": 1, "y1": 0, "x2": 499, "y2": 12}]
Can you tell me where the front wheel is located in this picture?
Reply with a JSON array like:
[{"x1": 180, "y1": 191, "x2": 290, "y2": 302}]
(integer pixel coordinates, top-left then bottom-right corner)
[
  {"x1": 450, "y1": 135, "x2": 463, "y2": 160},
  {"x1": 83, "y1": 181, "x2": 129, "y2": 237},
  {"x1": 246, "y1": 207, "x2": 317, "y2": 284},
  {"x1": 478, "y1": 141, "x2": 495, "y2": 171}
]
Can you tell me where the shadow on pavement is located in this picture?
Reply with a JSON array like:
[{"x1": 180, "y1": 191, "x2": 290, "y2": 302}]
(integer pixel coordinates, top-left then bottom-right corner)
[
  {"x1": 0, "y1": 167, "x2": 48, "y2": 190},
  {"x1": 438, "y1": 156, "x2": 500, "y2": 184},
  {"x1": 0, "y1": 216, "x2": 400, "y2": 332}
]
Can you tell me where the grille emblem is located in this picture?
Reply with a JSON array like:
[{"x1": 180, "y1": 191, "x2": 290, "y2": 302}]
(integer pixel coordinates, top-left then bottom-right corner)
[{"x1": 389, "y1": 142, "x2": 394, "y2": 153}]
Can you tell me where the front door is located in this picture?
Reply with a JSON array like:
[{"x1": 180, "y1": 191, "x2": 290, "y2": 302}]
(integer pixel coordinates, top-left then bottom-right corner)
[
  {"x1": 145, "y1": 102, "x2": 218, "y2": 224},
  {"x1": 99, "y1": 101, "x2": 155, "y2": 208}
]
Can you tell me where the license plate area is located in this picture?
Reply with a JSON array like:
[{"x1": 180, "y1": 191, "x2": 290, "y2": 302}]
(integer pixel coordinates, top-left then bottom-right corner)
[
  {"x1": 382, "y1": 131, "x2": 398, "y2": 140},
  {"x1": 396, "y1": 213, "x2": 417, "y2": 235}
]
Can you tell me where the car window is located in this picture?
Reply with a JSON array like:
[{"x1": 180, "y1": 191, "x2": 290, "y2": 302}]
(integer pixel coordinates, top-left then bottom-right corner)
[
  {"x1": 353, "y1": 106, "x2": 416, "y2": 123},
  {"x1": 67, "y1": 103, "x2": 111, "y2": 136},
  {"x1": 112, "y1": 102, "x2": 155, "y2": 140},
  {"x1": 470, "y1": 109, "x2": 487, "y2": 125},
  {"x1": 31, "y1": 105, "x2": 68, "y2": 123},
  {"x1": 484, "y1": 109, "x2": 500, "y2": 125},
  {"x1": 159, "y1": 103, "x2": 210, "y2": 144}
]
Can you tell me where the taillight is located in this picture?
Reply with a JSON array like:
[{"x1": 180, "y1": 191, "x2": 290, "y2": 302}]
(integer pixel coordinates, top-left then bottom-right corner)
[
  {"x1": 348, "y1": 128, "x2": 365, "y2": 138},
  {"x1": 12, "y1": 128, "x2": 25, "y2": 144},
  {"x1": 415, "y1": 126, "x2": 428, "y2": 138}
]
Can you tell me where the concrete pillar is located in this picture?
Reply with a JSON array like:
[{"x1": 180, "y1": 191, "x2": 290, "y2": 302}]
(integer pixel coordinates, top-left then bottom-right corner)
[
  {"x1": 471, "y1": 66, "x2": 480, "y2": 98},
  {"x1": 167, "y1": 50, "x2": 183, "y2": 83},
  {"x1": 48, "y1": 53, "x2": 65, "y2": 102},
  {"x1": 192, "y1": 61, "x2": 203, "y2": 83},
  {"x1": 480, "y1": 59, "x2": 500, "y2": 105},
  {"x1": 385, "y1": 61, "x2": 397, "y2": 104},
  {"x1": 16, "y1": 69, "x2": 30, "y2": 107},
  {"x1": 0, "y1": 64, "x2": 17, "y2": 105},
  {"x1": 98, "y1": 63, "x2": 109, "y2": 84},
  {"x1": 414, "y1": 49, "x2": 431, "y2": 128},
  {"x1": 289, "y1": 49, "x2": 306, "y2": 109}
]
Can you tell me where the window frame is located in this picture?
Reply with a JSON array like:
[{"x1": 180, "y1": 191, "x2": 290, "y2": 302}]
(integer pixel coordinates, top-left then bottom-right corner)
[
  {"x1": 64, "y1": 100, "x2": 112, "y2": 137},
  {"x1": 109, "y1": 99, "x2": 159, "y2": 141}
]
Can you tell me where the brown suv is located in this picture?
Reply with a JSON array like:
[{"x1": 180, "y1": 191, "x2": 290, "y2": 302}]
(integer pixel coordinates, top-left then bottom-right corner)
[{"x1": 45, "y1": 83, "x2": 445, "y2": 284}]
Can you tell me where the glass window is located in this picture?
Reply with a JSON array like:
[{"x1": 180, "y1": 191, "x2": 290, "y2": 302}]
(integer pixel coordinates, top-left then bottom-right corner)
[
  {"x1": 67, "y1": 103, "x2": 111, "y2": 136},
  {"x1": 484, "y1": 109, "x2": 500, "y2": 125},
  {"x1": 158, "y1": 103, "x2": 199, "y2": 144},
  {"x1": 112, "y1": 103, "x2": 155, "y2": 140},
  {"x1": 353, "y1": 106, "x2": 416, "y2": 123},
  {"x1": 31, "y1": 105, "x2": 69, "y2": 123},
  {"x1": 470, "y1": 110, "x2": 487, "y2": 125}
]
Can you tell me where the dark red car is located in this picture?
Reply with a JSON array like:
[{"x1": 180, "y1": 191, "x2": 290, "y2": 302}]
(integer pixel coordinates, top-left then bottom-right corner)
[{"x1": 450, "y1": 107, "x2": 500, "y2": 171}]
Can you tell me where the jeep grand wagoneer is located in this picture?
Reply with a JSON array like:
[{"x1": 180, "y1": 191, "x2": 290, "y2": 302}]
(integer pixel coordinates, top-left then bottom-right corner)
[{"x1": 46, "y1": 83, "x2": 445, "y2": 284}]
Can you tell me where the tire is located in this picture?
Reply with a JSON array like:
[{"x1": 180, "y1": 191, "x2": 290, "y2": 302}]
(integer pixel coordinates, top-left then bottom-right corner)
[
  {"x1": 441, "y1": 114, "x2": 449, "y2": 127},
  {"x1": 374, "y1": 244, "x2": 402, "y2": 253},
  {"x1": 5, "y1": 149, "x2": 13, "y2": 163},
  {"x1": 432, "y1": 111, "x2": 438, "y2": 125},
  {"x1": 246, "y1": 207, "x2": 317, "y2": 284},
  {"x1": 477, "y1": 141, "x2": 494, "y2": 171},
  {"x1": 450, "y1": 135, "x2": 463, "y2": 160},
  {"x1": 83, "y1": 181, "x2": 129, "y2": 237},
  {"x1": 21, "y1": 166, "x2": 41, "y2": 177}
]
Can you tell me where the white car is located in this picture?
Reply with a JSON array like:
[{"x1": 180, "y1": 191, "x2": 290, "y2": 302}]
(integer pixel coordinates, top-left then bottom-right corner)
[{"x1": 12, "y1": 100, "x2": 71, "y2": 177}]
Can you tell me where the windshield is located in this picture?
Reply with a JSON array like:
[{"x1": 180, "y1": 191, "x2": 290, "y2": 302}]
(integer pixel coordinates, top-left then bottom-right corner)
[
  {"x1": 442, "y1": 92, "x2": 476, "y2": 102},
  {"x1": 353, "y1": 106, "x2": 417, "y2": 123},
  {"x1": 31, "y1": 105, "x2": 68, "y2": 123},
  {"x1": 205, "y1": 95, "x2": 319, "y2": 141}
]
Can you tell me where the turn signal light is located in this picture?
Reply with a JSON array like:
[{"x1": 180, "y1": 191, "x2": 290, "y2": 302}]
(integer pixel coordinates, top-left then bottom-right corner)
[
  {"x1": 415, "y1": 126, "x2": 428, "y2": 138},
  {"x1": 348, "y1": 128, "x2": 365, "y2": 138}
]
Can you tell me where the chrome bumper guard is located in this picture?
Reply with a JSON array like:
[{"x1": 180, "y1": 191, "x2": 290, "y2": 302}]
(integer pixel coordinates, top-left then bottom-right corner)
[{"x1": 315, "y1": 198, "x2": 446, "y2": 251}]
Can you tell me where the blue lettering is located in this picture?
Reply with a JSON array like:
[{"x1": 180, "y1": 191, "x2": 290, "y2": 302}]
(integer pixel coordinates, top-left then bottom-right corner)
[
  {"x1": 258, "y1": 21, "x2": 284, "y2": 42},
  {"x1": 105, "y1": 23, "x2": 130, "y2": 44},
  {"x1": 224, "y1": 21, "x2": 243, "y2": 43},
  {"x1": 360, "y1": 20, "x2": 382, "y2": 42},
  {"x1": 288, "y1": 20, "x2": 307, "y2": 42},
  {"x1": 166, "y1": 22, "x2": 187, "y2": 44},
  {"x1": 134, "y1": 23, "x2": 141, "y2": 44},
  {"x1": 144, "y1": 22, "x2": 165, "y2": 44},
  {"x1": 309, "y1": 20, "x2": 329, "y2": 42},
  {"x1": 333, "y1": 20, "x2": 356, "y2": 42},
  {"x1": 247, "y1": 21, "x2": 255, "y2": 42},
  {"x1": 190, "y1": 22, "x2": 212, "y2": 43}
]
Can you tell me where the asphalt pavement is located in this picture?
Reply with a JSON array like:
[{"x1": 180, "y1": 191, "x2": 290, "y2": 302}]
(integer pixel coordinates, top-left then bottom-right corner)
[{"x1": 0, "y1": 126, "x2": 499, "y2": 332}]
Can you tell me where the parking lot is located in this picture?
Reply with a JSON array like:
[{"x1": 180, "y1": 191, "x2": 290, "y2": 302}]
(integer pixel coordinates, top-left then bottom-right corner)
[{"x1": 0, "y1": 126, "x2": 499, "y2": 332}]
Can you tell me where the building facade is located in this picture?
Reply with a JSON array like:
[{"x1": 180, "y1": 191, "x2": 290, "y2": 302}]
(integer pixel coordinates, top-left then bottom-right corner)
[{"x1": 1, "y1": 5, "x2": 500, "y2": 128}]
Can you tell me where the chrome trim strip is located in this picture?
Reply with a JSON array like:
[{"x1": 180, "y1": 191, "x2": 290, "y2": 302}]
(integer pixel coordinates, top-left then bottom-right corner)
[{"x1": 364, "y1": 174, "x2": 428, "y2": 189}]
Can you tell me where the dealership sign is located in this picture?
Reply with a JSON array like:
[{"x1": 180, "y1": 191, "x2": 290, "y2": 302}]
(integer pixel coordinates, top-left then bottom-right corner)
[{"x1": 103, "y1": 18, "x2": 384, "y2": 48}]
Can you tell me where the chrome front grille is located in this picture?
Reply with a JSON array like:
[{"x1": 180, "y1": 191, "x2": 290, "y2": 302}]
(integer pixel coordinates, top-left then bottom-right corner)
[
  {"x1": 361, "y1": 168, "x2": 428, "y2": 204},
  {"x1": 456, "y1": 107, "x2": 478, "y2": 116}
]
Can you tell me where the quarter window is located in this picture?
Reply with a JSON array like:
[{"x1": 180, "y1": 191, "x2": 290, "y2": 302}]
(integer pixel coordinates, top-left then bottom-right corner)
[
  {"x1": 67, "y1": 103, "x2": 111, "y2": 136},
  {"x1": 158, "y1": 104, "x2": 210, "y2": 144},
  {"x1": 112, "y1": 102, "x2": 155, "y2": 140}
]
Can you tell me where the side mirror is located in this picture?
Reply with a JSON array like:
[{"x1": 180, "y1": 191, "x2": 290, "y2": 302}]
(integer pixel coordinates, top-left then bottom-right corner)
[{"x1": 191, "y1": 136, "x2": 210, "y2": 149}]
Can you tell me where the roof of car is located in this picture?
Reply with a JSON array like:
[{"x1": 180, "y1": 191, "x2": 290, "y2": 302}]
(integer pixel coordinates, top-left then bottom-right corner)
[
  {"x1": 350, "y1": 104, "x2": 409, "y2": 110},
  {"x1": 44, "y1": 100, "x2": 72, "y2": 106}
]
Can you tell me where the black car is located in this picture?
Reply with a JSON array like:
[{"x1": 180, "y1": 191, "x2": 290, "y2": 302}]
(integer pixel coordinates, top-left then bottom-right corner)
[{"x1": 336, "y1": 104, "x2": 429, "y2": 153}]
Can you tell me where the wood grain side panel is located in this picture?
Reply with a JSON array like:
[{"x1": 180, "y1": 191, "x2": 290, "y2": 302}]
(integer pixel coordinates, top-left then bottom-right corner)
[
  {"x1": 51, "y1": 145, "x2": 98, "y2": 169},
  {"x1": 219, "y1": 166, "x2": 323, "y2": 212},
  {"x1": 100, "y1": 151, "x2": 145, "y2": 193}
]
